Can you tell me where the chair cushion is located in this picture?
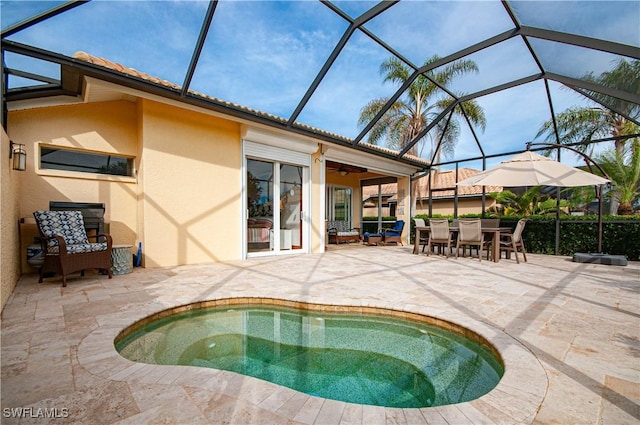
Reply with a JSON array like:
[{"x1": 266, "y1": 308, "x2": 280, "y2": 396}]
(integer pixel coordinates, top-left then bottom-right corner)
[
  {"x1": 48, "y1": 242, "x2": 109, "y2": 254},
  {"x1": 337, "y1": 231, "x2": 359, "y2": 236},
  {"x1": 34, "y1": 210, "x2": 90, "y2": 248}
]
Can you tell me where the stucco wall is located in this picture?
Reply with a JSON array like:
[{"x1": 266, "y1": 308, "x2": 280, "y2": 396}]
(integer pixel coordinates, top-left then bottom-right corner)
[
  {"x1": 4, "y1": 90, "x2": 414, "y2": 280},
  {"x1": 415, "y1": 198, "x2": 497, "y2": 216},
  {"x1": 8, "y1": 100, "x2": 140, "y2": 273},
  {"x1": 1, "y1": 129, "x2": 22, "y2": 311},
  {"x1": 139, "y1": 99, "x2": 242, "y2": 267},
  {"x1": 7, "y1": 98, "x2": 244, "y2": 270}
]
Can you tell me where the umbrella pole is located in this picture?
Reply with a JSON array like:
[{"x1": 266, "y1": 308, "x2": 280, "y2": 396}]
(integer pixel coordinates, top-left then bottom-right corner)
[
  {"x1": 526, "y1": 142, "x2": 610, "y2": 255},
  {"x1": 597, "y1": 184, "x2": 603, "y2": 253},
  {"x1": 555, "y1": 187, "x2": 560, "y2": 255}
]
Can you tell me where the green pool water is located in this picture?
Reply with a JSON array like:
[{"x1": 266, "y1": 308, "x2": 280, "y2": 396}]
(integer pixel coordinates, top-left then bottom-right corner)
[{"x1": 115, "y1": 303, "x2": 503, "y2": 408}]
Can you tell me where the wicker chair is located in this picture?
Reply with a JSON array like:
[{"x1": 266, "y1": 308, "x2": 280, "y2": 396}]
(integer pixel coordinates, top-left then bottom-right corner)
[{"x1": 33, "y1": 210, "x2": 113, "y2": 287}]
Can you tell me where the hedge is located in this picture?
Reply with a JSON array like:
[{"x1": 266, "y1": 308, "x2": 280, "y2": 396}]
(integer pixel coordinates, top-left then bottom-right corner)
[
  {"x1": 499, "y1": 217, "x2": 640, "y2": 260},
  {"x1": 402, "y1": 215, "x2": 639, "y2": 261},
  {"x1": 362, "y1": 216, "x2": 399, "y2": 234}
]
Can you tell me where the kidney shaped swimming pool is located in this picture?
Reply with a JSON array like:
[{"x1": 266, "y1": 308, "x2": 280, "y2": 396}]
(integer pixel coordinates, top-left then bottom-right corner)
[{"x1": 115, "y1": 298, "x2": 503, "y2": 408}]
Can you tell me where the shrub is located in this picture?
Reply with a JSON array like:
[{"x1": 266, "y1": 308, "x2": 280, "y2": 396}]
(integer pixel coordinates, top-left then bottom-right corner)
[{"x1": 410, "y1": 215, "x2": 640, "y2": 260}]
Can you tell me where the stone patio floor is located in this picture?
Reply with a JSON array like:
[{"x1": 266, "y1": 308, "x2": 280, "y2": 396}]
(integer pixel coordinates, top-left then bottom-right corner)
[{"x1": 1, "y1": 245, "x2": 638, "y2": 424}]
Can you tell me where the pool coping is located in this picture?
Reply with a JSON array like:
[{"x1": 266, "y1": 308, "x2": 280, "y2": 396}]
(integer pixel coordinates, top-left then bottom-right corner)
[{"x1": 77, "y1": 296, "x2": 548, "y2": 424}]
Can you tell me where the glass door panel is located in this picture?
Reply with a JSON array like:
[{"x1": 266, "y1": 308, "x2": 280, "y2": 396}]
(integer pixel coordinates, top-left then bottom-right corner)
[
  {"x1": 328, "y1": 187, "x2": 352, "y2": 223},
  {"x1": 247, "y1": 159, "x2": 274, "y2": 253},
  {"x1": 280, "y1": 164, "x2": 303, "y2": 250}
]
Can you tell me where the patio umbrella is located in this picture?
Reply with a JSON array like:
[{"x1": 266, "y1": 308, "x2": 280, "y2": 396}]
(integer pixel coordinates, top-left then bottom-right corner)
[
  {"x1": 456, "y1": 151, "x2": 609, "y2": 187},
  {"x1": 456, "y1": 150, "x2": 610, "y2": 254}
]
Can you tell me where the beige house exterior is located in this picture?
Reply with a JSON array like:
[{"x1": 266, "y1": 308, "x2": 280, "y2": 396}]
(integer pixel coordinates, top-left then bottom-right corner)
[{"x1": 1, "y1": 54, "x2": 418, "y2": 309}]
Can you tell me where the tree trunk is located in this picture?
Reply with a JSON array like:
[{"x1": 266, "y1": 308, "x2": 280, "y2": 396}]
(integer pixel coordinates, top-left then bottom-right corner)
[{"x1": 617, "y1": 203, "x2": 633, "y2": 215}]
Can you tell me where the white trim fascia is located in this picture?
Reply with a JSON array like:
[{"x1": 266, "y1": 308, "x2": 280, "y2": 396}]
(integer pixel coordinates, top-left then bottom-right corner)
[
  {"x1": 7, "y1": 95, "x2": 84, "y2": 111},
  {"x1": 242, "y1": 126, "x2": 319, "y2": 155}
]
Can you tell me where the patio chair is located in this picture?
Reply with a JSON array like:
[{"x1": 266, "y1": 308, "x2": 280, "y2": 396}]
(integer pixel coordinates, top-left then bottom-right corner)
[
  {"x1": 414, "y1": 218, "x2": 428, "y2": 252},
  {"x1": 327, "y1": 220, "x2": 361, "y2": 244},
  {"x1": 499, "y1": 219, "x2": 528, "y2": 263},
  {"x1": 33, "y1": 210, "x2": 113, "y2": 287},
  {"x1": 382, "y1": 219, "x2": 405, "y2": 245},
  {"x1": 426, "y1": 219, "x2": 454, "y2": 257},
  {"x1": 455, "y1": 219, "x2": 491, "y2": 261}
]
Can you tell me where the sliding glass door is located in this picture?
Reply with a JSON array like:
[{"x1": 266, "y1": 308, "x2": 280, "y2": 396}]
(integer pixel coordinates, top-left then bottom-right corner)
[
  {"x1": 246, "y1": 158, "x2": 305, "y2": 255},
  {"x1": 280, "y1": 164, "x2": 303, "y2": 250}
]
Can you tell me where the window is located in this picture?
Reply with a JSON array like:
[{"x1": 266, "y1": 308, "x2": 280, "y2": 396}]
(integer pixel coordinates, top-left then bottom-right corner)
[
  {"x1": 326, "y1": 186, "x2": 352, "y2": 222},
  {"x1": 40, "y1": 146, "x2": 134, "y2": 177}
]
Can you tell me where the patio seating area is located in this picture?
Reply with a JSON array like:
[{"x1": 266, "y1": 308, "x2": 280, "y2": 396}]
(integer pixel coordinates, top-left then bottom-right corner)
[{"x1": 2, "y1": 245, "x2": 638, "y2": 424}]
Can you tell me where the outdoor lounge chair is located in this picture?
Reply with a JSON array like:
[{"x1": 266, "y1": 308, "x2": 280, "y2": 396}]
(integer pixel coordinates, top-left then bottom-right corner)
[
  {"x1": 382, "y1": 219, "x2": 404, "y2": 245},
  {"x1": 34, "y1": 210, "x2": 113, "y2": 287},
  {"x1": 499, "y1": 219, "x2": 528, "y2": 263},
  {"x1": 455, "y1": 219, "x2": 491, "y2": 261},
  {"x1": 426, "y1": 219, "x2": 453, "y2": 257}
]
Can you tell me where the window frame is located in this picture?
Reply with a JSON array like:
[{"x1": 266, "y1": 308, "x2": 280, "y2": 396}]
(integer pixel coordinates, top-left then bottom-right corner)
[{"x1": 38, "y1": 144, "x2": 136, "y2": 181}]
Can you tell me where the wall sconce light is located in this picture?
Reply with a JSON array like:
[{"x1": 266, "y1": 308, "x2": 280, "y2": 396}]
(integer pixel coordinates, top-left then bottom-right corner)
[{"x1": 10, "y1": 141, "x2": 27, "y2": 171}]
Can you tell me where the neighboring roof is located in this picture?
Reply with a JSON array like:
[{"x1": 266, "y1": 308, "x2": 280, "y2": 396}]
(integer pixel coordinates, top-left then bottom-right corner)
[
  {"x1": 418, "y1": 168, "x2": 503, "y2": 199},
  {"x1": 362, "y1": 168, "x2": 502, "y2": 202},
  {"x1": 362, "y1": 183, "x2": 397, "y2": 203}
]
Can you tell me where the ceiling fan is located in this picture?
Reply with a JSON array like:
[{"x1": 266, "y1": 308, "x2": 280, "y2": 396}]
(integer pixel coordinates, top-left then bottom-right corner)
[{"x1": 326, "y1": 160, "x2": 367, "y2": 176}]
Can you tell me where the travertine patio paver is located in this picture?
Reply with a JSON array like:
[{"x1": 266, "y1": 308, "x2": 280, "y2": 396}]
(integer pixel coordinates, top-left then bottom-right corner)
[{"x1": 1, "y1": 246, "x2": 638, "y2": 424}]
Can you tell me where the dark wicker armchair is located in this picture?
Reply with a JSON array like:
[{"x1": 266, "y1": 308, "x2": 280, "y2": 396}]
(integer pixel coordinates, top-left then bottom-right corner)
[{"x1": 33, "y1": 210, "x2": 113, "y2": 287}]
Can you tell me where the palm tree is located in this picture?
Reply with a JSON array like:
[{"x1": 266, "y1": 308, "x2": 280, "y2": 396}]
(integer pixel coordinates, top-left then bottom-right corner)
[
  {"x1": 536, "y1": 59, "x2": 640, "y2": 157},
  {"x1": 358, "y1": 56, "x2": 486, "y2": 213},
  {"x1": 596, "y1": 139, "x2": 640, "y2": 215},
  {"x1": 488, "y1": 186, "x2": 569, "y2": 216}
]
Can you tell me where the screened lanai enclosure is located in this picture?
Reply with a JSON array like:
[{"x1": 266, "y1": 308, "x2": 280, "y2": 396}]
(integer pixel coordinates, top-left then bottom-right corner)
[{"x1": 2, "y1": 0, "x2": 639, "y2": 172}]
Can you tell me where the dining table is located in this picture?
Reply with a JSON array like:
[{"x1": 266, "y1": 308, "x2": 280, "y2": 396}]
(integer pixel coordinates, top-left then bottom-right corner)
[{"x1": 413, "y1": 225, "x2": 513, "y2": 262}]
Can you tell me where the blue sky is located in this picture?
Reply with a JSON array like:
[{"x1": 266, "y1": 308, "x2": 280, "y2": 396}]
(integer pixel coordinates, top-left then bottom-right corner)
[{"x1": 2, "y1": 0, "x2": 639, "y2": 169}]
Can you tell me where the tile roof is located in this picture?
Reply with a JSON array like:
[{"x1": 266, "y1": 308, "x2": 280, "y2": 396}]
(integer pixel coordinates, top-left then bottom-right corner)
[
  {"x1": 72, "y1": 51, "x2": 429, "y2": 166},
  {"x1": 362, "y1": 183, "x2": 397, "y2": 202},
  {"x1": 73, "y1": 51, "x2": 289, "y2": 124},
  {"x1": 419, "y1": 168, "x2": 503, "y2": 199}
]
